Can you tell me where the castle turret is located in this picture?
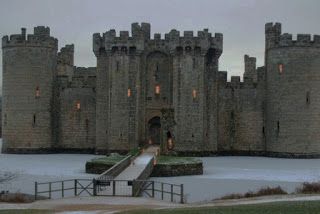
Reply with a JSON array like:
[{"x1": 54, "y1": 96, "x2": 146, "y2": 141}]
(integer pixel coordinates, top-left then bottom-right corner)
[
  {"x1": 2, "y1": 27, "x2": 58, "y2": 153},
  {"x1": 243, "y1": 55, "x2": 257, "y2": 83},
  {"x1": 265, "y1": 23, "x2": 320, "y2": 157}
]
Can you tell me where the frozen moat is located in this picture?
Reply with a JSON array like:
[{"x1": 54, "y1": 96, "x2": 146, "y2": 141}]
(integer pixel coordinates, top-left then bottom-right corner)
[{"x1": 1, "y1": 139, "x2": 320, "y2": 202}]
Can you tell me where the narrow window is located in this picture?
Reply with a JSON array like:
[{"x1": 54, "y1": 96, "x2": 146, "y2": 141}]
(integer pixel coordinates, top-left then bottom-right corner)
[
  {"x1": 85, "y1": 119, "x2": 89, "y2": 131},
  {"x1": 306, "y1": 91, "x2": 310, "y2": 104},
  {"x1": 277, "y1": 121, "x2": 280, "y2": 133},
  {"x1": 35, "y1": 86, "x2": 40, "y2": 98},
  {"x1": 155, "y1": 85, "x2": 160, "y2": 95},
  {"x1": 262, "y1": 126, "x2": 265, "y2": 136},
  {"x1": 116, "y1": 61, "x2": 119, "y2": 71},
  {"x1": 4, "y1": 114, "x2": 7, "y2": 126},
  {"x1": 192, "y1": 89, "x2": 197, "y2": 99},
  {"x1": 231, "y1": 111, "x2": 234, "y2": 120},
  {"x1": 193, "y1": 58, "x2": 196, "y2": 69},
  {"x1": 127, "y1": 88, "x2": 131, "y2": 97},
  {"x1": 76, "y1": 100, "x2": 81, "y2": 110},
  {"x1": 278, "y1": 64, "x2": 284, "y2": 74},
  {"x1": 33, "y1": 114, "x2": 36, "y2": 127}
]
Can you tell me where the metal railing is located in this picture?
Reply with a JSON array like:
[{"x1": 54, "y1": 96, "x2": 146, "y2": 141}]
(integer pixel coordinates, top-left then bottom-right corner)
[
  {"x1": 34, "y1": 179, "x2": 94, "y2": 200},
  {"x1": 35, "y1": 178, "x2": 184, "y2": 203}
]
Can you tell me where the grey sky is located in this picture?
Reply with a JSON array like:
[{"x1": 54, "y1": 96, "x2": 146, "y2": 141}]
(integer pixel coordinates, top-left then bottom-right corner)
[{"x1": 0, "y1": 0, "x2": 320, "y2": 90}]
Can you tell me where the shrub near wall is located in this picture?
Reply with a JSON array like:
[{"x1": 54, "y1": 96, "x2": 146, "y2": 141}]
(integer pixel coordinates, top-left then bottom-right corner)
[
  {"x1": 151, "y1": 156, "x2": 203, "y2": 177},
  {"x1": 85, "y1": 153, "x2": 126, "y2": 174}
]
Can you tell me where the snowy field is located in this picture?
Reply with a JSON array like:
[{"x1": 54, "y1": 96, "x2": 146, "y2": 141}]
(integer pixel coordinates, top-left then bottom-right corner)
[
  {"x1": 152, "y1": 157, "x2": 320, "y2": 202},
  {"x1": 1, "y1": 138, "x2": 320, "y2": 202}
]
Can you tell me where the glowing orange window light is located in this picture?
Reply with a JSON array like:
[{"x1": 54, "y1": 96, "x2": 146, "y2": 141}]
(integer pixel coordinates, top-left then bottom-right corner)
[
  {"x1": 76, "y1": 101, "x2": 81, "y2": 110},
  {"x1": 278, "y1": 64, "x2": 284, "y2": 74},
  {"x1": 127, "y1": 88, "x2": 131, "y2": 97},
  {"x1": 167, "y1": 138, "x2": 173, "y2": 150},
  {"x1": 155, "y1": 85, "x2": 160, "y2": 95},
  {"x1": 35, "y1": 86, "x2": 40, "y2": 98},
  {"x1": 192, "y1": 89, "x2": 197, "y2": 99}
]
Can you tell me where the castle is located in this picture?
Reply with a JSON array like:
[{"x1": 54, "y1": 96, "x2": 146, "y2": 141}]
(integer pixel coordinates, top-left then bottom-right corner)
[{"x1": 2, "y1": 23, "x2": 320, "y2": 157}]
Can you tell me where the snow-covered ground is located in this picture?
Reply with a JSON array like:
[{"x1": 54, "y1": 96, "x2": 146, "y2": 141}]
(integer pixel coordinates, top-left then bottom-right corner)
[
  {"x1": 1, "y1": 137, "x2": 320, "y2": 203},
  {"x1": 0, "y1": 139, "x2": 103, "y2": 197},
  {"x1": 152, "y1": 157, "x2": 320, "y2": 202}
]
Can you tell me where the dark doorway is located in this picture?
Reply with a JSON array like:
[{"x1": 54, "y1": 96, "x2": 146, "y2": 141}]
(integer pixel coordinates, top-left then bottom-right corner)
[{"x1": 148, "y1": 116, "x2": 161, "y2": 145}]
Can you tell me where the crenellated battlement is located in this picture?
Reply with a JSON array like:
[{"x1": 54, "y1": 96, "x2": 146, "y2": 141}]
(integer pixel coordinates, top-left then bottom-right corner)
[
  {"x1": 58, "y1": 44, "x2": 74, "y2": 66},
  {"x1": 2, "y1": 26, "x2": 58, "y2": 49},
  {"x1": 218, "y1": 71, "x2": 264, "y2": 90},
  {"x1": 57, "y1": 67, "x2": 96, "y2": 89},
  {"x1": 93, "y1": 22, "x2": 223, "y2": 56},
  {"x1": 278, "y1": 33, "x2": 320, "y2": 47},
  {"x1": 266, "y1": 22, "x2": 320, "y2": 49}
]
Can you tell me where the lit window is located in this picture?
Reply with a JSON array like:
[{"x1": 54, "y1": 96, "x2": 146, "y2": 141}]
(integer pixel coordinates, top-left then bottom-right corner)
[
  {"x1": 127, "y1": 88, "x2": 131, "y2": 97},
  {"x1": 35, "y1": 86, "x2": 40, "y2": 98},
  {"x1": 192, "y1": 89, "x2": 197, "y2": 99},
  {"x1": 76, "y1": 101, "x2": 81, "y2": 110},
  {"x1": 278, "y1": 64, "x2": 284, "y2": 74},
  {"x1": 155, "y1": 85, "x2": 160, "y2": 95}
]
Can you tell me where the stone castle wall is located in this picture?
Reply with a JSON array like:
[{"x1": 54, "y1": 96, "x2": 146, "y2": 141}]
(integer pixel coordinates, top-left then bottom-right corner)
[
  {"x1": 265, "y1": 23, "x2": 320, "y2": 157},
  {"x1": 2, "y1": 27, "x2": 57, "y2": 153},
  {"x1": 2, "y1": 23, "x2": 320, "y2": 157}
]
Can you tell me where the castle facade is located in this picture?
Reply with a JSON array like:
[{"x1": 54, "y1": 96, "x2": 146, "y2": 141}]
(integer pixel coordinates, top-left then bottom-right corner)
[{"x1": 2, "y1": 23, "x2": 320, "y2": 157}]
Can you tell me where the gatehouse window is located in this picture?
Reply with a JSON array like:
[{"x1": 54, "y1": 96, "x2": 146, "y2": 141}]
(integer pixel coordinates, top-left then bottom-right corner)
[
  {"x1": 277, "y1": 121, "x2": 280, "y2": 133},
  {"x1": 278, "y1": 63, "x2": 284, "y2": 74},
  {"x1": 116, "y1": 61, "x2": 119, "y2": 71},
  {"x1": 155, "y1": 85, "x2": 160, "y2": 95},
  {"x1": 76, "y1": 100, "x2": 81, "y2": 110},
  {"x1": 35, "y1": 86, "x2": 40, "y2": 98},
  {"x1": 192, "y1": 89, "x2": 197, "y2": 99},
  {"x1": 127, "y1": 88, "x2": 131, "y2": 97}
]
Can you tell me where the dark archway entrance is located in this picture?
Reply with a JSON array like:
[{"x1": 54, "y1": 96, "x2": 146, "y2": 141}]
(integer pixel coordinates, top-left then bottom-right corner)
[{"x1": 148, "y1": 116, "x2": 161, "y2": 145}]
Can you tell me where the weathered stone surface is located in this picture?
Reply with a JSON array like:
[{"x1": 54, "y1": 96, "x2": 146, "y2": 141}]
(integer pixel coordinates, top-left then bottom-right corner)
[{"x1": 2, "y1": 23, "x2": 320, "y2": 158}]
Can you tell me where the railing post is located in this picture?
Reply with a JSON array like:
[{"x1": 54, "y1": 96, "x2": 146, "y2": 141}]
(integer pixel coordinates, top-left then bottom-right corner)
[
  {"x1": 171, "y1": 184, "x2": 173, "y2": 202},
  {"x1": 74, "y1": 179, "x2": 78, "y2": 196},
  {"x1": 180, "y1": 184, "x2": 184, "y2": 204},
  {"x1": 93, "y1": 179, "x2": 97, "y2": 196},
  {"x1": 48, "y1": 182, "x2": 52, "y2": 199},
  {"x1": 132, "y1": 180, "x2": 135, "y2": 197},
  {"x1": 161, "y1": 183, "x2": 164, "y2": 200},
  {"x1": 62, "y1": 181, "x2": 64, "y2": 198},
  {"x1": 112, "y1": 180, "x2": 116, "y2": 196},
  {"x1": 34, "y1": 182, "x2": 38, "y2": 201},
  {"x1": 151, "y1": 181, "x2": 155, "y2": 198}
]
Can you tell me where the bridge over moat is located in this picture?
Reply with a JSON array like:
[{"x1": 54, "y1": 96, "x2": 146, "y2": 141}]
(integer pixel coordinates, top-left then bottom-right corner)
[{"x1": 35, "y1": 145, "x2": 184, "y2": 203}]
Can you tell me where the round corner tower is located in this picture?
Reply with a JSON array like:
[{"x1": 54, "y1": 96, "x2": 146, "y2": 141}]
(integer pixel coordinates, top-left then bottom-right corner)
[
  {"x1": 2, "y1": 26, "x2": 58, "y2": 153},
  {"x1": 265, "y1": 22, "x2": 320, "y2": 157}
]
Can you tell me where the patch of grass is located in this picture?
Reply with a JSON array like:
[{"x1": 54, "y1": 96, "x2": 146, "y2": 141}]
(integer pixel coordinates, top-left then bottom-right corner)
[
  {"x1": 89, "y1": 153, "x2": 127, "y2": 165},
  {"x1": 119, "y1": 201, "x2": 320, "y2": 214},
  {"x1": 0, "y1": 210, "x2": 52, "y2": 214},
  {"x1": 296, "y1": 182, "x2": 320, "y2": 194},
  {"x1": 156, "y1": 156, "x2": 202, "y2": 165},
  {"x1": 128, "y1": 147, "x2": 141, "y2": 156},
  {"x1": 219, "y1": 186, "x2": 287, "y2": 200}
]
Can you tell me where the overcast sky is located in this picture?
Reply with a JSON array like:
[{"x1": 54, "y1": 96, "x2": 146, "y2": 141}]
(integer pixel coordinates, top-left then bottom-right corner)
[{"x1": 1, "y1": 0, "x2": 320, "y2": 93}]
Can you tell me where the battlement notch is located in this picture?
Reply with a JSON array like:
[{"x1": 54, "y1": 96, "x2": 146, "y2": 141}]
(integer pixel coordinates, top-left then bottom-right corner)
[{"x1": 2, "y1": 26, "x2": 57, "y2": 49}]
